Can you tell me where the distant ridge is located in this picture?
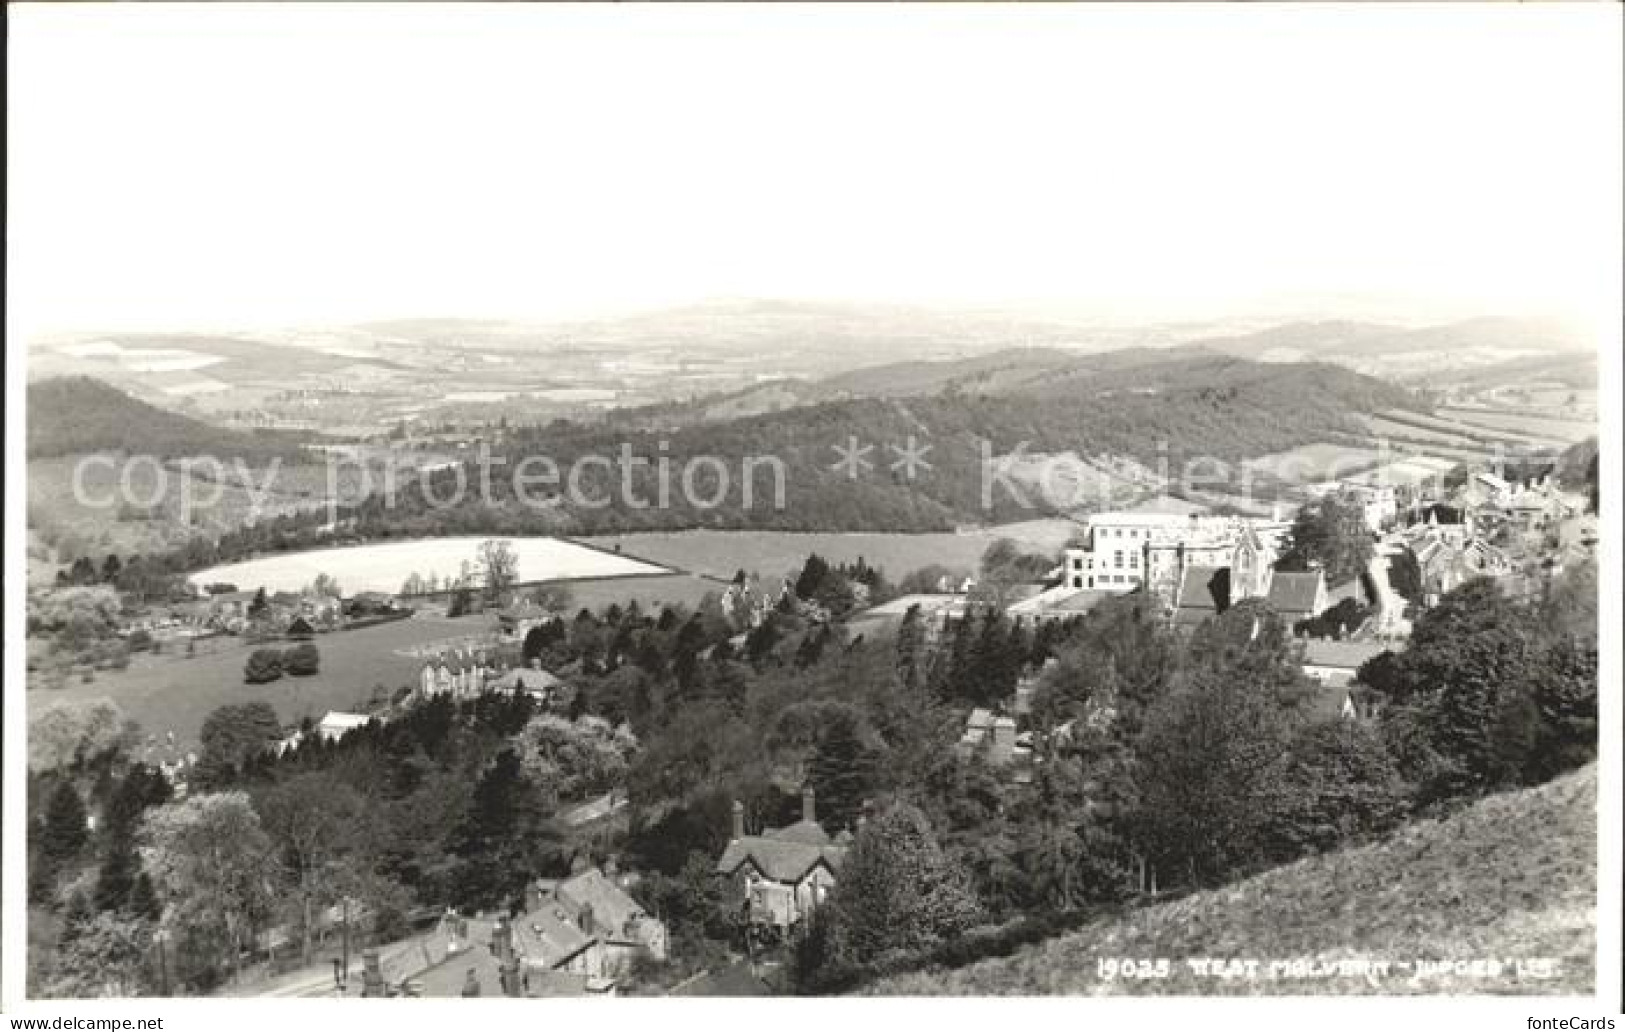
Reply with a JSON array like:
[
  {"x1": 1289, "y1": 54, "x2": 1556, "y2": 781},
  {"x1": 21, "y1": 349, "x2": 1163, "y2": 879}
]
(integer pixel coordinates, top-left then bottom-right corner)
[{"x1": 27, "y1": 376, "x2": 308, "y2": 462}]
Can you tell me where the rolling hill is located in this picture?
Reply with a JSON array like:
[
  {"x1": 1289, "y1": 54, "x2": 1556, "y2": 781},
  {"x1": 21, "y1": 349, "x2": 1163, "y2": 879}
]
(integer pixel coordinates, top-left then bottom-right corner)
[
  {"x1": 1188, "y1": 316, "x2": 1595, "y2": 362},
  {"x1": 26, "y1": 376, "x2": 309, "y2": 462},
  {"x1": 368, "y1": 353, "x2": 1425, "y2": 534},
  {"x1": 865, "y1": 764, "x2": 1596, "y2": 995}
]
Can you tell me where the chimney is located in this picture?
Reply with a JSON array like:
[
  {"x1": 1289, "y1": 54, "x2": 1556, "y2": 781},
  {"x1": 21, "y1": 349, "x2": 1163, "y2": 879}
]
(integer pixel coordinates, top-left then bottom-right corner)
[
  {"x1": 731, "y1": 799, "x2": 745, "y2": 840},
  {"x1": 802, "y1": 786, "x2": 817, "y2": 825}
]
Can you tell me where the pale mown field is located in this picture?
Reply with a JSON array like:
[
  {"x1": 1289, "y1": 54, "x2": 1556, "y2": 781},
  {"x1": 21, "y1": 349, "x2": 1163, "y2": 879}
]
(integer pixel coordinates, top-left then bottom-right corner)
[{"x1": 188, "y1": 535, "x2": 668, "y2": 594}]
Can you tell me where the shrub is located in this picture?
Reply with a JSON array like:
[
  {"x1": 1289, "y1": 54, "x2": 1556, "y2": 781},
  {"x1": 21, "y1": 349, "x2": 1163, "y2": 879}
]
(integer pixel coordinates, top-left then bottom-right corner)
[
  {"x1": 283, "y1": 642, "x2": 320, "y2": 677},
  {"x1": 244, "y1": 648, "x2": 283, "y2": 684}
]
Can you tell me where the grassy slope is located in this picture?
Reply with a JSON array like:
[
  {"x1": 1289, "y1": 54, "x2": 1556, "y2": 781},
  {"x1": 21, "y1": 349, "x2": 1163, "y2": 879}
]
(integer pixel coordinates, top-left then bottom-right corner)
[{"x1": 868, "y1": 765, "x2": 1596, "y2": 996}]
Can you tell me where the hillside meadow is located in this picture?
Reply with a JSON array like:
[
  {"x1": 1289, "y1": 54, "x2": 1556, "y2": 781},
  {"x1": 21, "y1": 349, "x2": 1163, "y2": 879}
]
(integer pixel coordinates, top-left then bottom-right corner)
[{"x1": 866, "y1": 765, "x2": 1596, "y2": 996}]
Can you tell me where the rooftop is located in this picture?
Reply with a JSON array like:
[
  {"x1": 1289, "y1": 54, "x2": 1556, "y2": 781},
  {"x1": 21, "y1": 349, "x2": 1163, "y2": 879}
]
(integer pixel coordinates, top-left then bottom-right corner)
[
  {"x1": 1301, "y1": 638, "x2": 1390, "y2": 671},
  {"x1": 1266, "y1": 570, "x2": 1324, "y2": 616}
]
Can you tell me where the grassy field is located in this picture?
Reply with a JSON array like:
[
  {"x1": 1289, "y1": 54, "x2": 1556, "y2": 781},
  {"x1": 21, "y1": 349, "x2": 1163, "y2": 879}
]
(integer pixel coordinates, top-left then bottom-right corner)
[
  {"x1": 578, "y1": 521, "x2": 1082, "y2": 584},
  {"x1": 1360, "y1": 415, "x2": 1486, "y2": 448},
  {"x1": 28, "y1": 613, "x2": 481, "y2": 753},
  {"x1": 188, "y1": 536, "x2": 668, "y2": 594},
  {"x1": 545, "y1": 572, "x2": 725, "y2": 612},
  {"x1": 1439, "y1": 407, "x2": 1597, "y2": 445},
  {"x1": 1240, "y1": 443, "x2": 1384, "y2": 484},
  {"x1": 867, "y1": 765, "x2": 1596, "y2": 996}
]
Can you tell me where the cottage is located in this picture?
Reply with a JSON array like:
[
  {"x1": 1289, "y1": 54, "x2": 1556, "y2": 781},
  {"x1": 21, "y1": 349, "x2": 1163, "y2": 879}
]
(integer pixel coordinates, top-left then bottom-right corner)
[
  {"x1": 489, "y1": 665, "x2": 567, "y2": 702},
  {"x1": 715, "y1": 789, "x2": 847, "y2": 929},
  {"x1": 544, "y1": 866, "x2": 667, "y2": 972}
]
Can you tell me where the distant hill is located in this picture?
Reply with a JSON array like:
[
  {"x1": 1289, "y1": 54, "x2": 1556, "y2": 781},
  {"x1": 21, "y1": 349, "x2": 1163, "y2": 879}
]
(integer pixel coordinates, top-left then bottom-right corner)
[
  {"x1": 27, "y1": 377, "x2": 308, "y2": 462},
  {"x1": 1415, "y1": 349, "x2": 1598, "y2": 391},
  {"x1": 866, "y1": 765, "x2": 1595, "y2": 995},
  {"x1": 637, "y1": 346, "x2": 1417, "y2": 428},
  {"x1": 1187, "y1": 316, "x2": 1595, "y2": 362},
  {"x1": 368, "y1": 353, "x2": 1425, "y2": 534}
]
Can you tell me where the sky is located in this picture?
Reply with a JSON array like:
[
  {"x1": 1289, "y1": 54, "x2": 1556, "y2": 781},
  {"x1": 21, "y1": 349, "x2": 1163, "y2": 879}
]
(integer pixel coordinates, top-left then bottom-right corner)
[{"x1": 8, "y1": 3, "x2": 1622, "y2": 339}]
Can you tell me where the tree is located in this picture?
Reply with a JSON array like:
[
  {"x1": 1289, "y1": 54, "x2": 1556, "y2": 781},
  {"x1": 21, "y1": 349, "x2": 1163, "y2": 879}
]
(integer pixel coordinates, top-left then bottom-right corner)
[
  {"x1": 309, "y1": 572, "x2": 342, "y2": 598},
  {"x1": 44, "y1": 912, "x2": 156, "y2": 998},
  {"x1": 1387, "y1": 548, "x2": 1424, "y2": 605},
  {"x1": 247, "y1": 588, "x2": 269, "y2": 618},
  {"x1": 196, "y1": 703, "x2": 283, "y2": 786},
  {"x1": 1278, "y1": 493, "x2": 1373, "y2": 587},
  {"x1": 283, "y1": 641, "x2": 320, "y2": 677},
  {"x1": 476, "y1": 539, "x2": 520, "y2": 601},
  {"x1": 243, "y1": 648, "x2": 284, "y2": 684},
  {"x1": 977, "y1": 539, "x2": 1052, "y2": 607},
  {"x1": 140, "y1": 793, "x2": 277, "y2": 988},
  {"x1": 451, "y1": 749, "x2": 537, "y2": 910},
  {"x1": 794, "y1": 554, "x2": 832, "y2": 602},
  {"x1": 40, "y1": 780, "x2": 90, "y2": 866},
  {"x1": 799, "y1": 803, "x2": 978, "y2": 985},
  {"x1": 447, "y1": 586, "x2": 474, "y2": 618},
  {"x1": 100, "y1": 554, "x2": 123, "y2": 584},
  {"x1": 782, "y1": 710, "x2": 883, "y2": 833},
  {"x1": 255, "y1": 773, "x2": 371, "y2": 966},
  {"x1": 895, "y1": 604, "x2": 927, "y2": 693},
  {"x1": 28, "y1": 699, "x2": 136, "y2": 772},
  {"x1": 1370, "y1": 579, "x2": 1562, "y2": 803}
]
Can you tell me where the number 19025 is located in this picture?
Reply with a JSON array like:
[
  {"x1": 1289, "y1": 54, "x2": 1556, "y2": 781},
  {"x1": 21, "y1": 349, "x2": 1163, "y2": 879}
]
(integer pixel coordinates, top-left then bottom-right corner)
[{"x1": 1096, "y1": 957, "x2": 1171, "y2": 980}]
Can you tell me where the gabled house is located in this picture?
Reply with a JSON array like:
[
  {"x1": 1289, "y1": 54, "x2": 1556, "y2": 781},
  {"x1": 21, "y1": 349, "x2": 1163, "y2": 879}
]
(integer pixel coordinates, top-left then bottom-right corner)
[
  {"x1": 541, "y1": 865, "x2": 667, "y2": 972},
  {"x1": 1266, "y1": 570, "x2": 1328, "y2": 626},
  {"x1": 715, "y1": 789, "x2": 847, "y2": 929}
]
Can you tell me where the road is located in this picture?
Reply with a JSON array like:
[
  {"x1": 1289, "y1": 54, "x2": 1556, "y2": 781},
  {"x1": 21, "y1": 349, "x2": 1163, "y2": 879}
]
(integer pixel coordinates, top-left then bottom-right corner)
[{"x1": 1367, "y1": 543, "x2": 1410, "y2": 639}]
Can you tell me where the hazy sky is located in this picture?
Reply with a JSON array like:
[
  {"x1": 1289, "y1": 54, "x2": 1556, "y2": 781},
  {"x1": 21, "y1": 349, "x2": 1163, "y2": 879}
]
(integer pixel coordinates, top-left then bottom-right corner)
[{"x1": 8, "y1": 3, "x2": 1622, "y2": 338}]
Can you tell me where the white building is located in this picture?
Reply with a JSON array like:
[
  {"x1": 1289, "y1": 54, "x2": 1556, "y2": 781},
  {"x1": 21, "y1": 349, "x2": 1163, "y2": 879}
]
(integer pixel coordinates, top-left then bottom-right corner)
[{"x1": 1062, "y1": 512, "x2": 1291, "y2": 604}]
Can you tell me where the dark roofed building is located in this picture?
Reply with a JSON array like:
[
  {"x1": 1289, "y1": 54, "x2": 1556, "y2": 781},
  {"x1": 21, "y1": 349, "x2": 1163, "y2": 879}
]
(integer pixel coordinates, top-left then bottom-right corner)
[
  {"x1": 1301, "y1": 638, "x2": 1389, "y2": 688},
  {"x1": 715, "y1": 788, "x2": 847, "y2": 928},
  {"x1": 1173, "y1": 566, "x2": 1229, "y2": 628},
  {"x1": 1267, "y1": 570, "x2": 1328, "y2": 625}
]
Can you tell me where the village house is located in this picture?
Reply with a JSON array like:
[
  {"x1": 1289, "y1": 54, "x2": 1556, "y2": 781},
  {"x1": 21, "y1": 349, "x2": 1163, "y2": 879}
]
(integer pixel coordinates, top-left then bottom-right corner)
[
  {"x1": 489, "y1": 664, "x2": 569, "y2": 703},
  {"x1": 1404, "y1": 519, "x2": 1510, "y2": 606},
  {"x1": 417, "y1": 648, "x2": 497, "y2": 698},
  {"x1": 1299, "y1": 638, "x2": 1392, "y2": 720},
  {"x1": 715, "y1": 789, "x2": 848, "y2": 930},
  {"x1": 1171, "y1": 565, "x2": 1329, "y2": 631},
  {"x1": 316, "y1": 711, "x2": 373, "y2": 743},
  {"x1": 534, "y1": 864, "x2": 668, "y2": 973}
]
